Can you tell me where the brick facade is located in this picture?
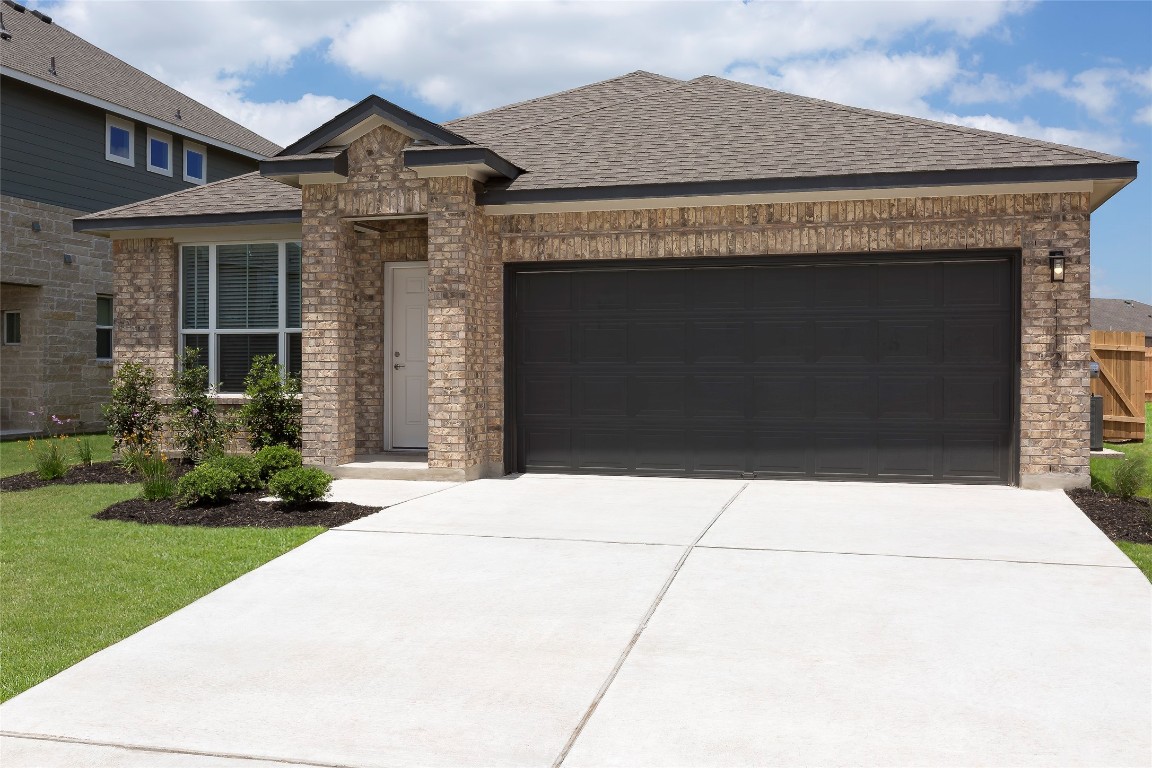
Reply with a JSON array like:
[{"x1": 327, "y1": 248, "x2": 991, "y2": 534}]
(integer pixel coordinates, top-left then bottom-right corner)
[
  {"x1": 1, "y1": 194, "x2": 116, "y2": 431},
  {"x1": 107, "y1": 123, "x2": 1093, "y2": 488}
]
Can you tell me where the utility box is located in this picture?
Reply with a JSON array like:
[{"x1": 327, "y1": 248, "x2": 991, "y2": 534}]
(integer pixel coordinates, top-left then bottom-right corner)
[{"x1": 1090, "y1": 395, "x2": 1104, "y2": 452}]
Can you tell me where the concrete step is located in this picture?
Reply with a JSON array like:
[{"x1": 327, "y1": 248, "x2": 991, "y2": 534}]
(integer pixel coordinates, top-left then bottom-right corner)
[{"x1": 328, "y1": 453, "x2": 465, "y2": 482}]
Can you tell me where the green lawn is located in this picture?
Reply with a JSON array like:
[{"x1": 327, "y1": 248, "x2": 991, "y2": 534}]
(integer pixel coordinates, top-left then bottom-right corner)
[
  {"x1": 0, "y1": 433, "x2": 115, "y2": 478},
  {"x1": 0, "y1": 484, "x2": 323, "y2": 701},
  {"x1": 1089, "y1": 401, "x2": 1152, "y2": 582}
]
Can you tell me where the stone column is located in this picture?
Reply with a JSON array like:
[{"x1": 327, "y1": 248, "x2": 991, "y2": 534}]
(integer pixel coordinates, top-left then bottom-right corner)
[
  {"x1": 426, "y1": 176, "x2": 502, "y2": 478},
  {"x1": 300, "y1": 184, "x2": 358, "y2": 466},
  {"x1": 1018, "y1": 192, "x2": 1092, "y2": 489},
  {"x1": 113, "y1": 237, "x2": 179, "y2": 397}
]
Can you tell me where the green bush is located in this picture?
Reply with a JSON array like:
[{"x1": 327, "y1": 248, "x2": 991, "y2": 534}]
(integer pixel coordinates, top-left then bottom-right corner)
[
  {"x1": 202, "y1": 454, "x2": 262, "y2": 492},
  {"x1": 253, "y1": 445, "x2": 302, "y2": 482},
  {"x1": 104, "y1": 362, "x2": 163, "y2": 452},
  {"x1": 238, "y1": 355, "x2": 301, "y2": 451},
  {"x1": 175, "y1": 464, "x2": 239, "y2": 507},
  {"x1": 29, "y1": 437, "x2": 68, "y2": 480},
  {"x1": 139, "y1": 452, "x2": 176, "y2": 501},
  {"x1": 268, "y1": 467, "x2": 332, "y2": 507},
  {"x1": 169, "y1": 349, "x2": 230, "y2": 463},
  {"x1": 74, "y1": 437, "x2": 94, "y2": 467},
  {"x1": 1113, "y1": 453, "x2": 1149, "y2": 501}
]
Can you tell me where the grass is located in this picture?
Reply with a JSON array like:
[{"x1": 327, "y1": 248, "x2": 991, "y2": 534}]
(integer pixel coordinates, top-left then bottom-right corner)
[
  {"x1": 0, "y1": 483, "x2": 324, "y2": 702},
  {"x1": 0, "y1": 433, "x2": 115, "y2": 478},
  {"x1": 1088, "y1": 401, "x2": 1152, "y2": 582}
]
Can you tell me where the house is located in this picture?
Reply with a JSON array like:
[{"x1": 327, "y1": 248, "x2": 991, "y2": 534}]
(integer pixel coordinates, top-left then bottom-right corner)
[
  {"x1": 1091, "y1": 298, "x2": 1152, "y2": 345},
  {"x1": 0, "y1": 2, "x2": 279, "y2": 432},
  {"x1": 74, "y1": 71, "x2": 1138, "y2": 489}
]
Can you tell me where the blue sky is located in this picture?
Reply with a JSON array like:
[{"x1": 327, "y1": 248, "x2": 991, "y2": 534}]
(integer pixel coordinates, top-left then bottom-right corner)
[{"x1": 43, "y1": 1, "x2": 1151, "y2": 301}]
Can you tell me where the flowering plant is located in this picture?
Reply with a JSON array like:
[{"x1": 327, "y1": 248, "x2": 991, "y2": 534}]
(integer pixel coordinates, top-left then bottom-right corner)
[
  {"x1": 103, "y1": 361, "x2": 163, "y2": 452},
  {"x1": 169, "y1": 349, "x2": 230, "y2": 463}
]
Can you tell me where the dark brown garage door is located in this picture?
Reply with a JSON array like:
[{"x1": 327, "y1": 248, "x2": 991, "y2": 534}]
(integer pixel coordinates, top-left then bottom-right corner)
[{"x1": 509, "y1": 254, "x2": 1016, "y2": 484}]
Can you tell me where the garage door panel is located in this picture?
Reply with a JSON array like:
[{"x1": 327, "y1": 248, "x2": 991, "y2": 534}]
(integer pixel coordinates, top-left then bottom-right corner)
[
  {"x1": 876, "y1": 436, "x2": 936, "y2": 477},
  {"x1": 579, "y1": 322, "x2": 628, "y2": 363},
  {"x1": 635, "y1": 429, "x2": 688, "y2": 472},
  {"x1": 631, "y1": 322, "x2": 686, "y2": 363},
  {"x1": 578, "y1": 376, "x2": 628, "y2": 417},
  {"x1": 691, "y1": 376, "x2": 746, "y2": 418},
  {"x1": 513, "y1": 256, "x2": 1014, "y2": 484},
  {"x1": 691, "y1": 321, "x2": 745, "y2": 363},
  {"x1": 631, "y1": 376, "x2": 686, "y2": 417}
]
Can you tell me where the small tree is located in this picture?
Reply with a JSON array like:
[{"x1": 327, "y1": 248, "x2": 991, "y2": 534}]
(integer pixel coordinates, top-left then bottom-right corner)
[
  {"x1": 237, "y1": 355, "x2": 301, "y2": 450},
  {"x1": 104, "y1": 361, "x2": 163, "y2": 452},
  {"x1": 169, "y1": 349, "x2": 230, "y2": 463}
]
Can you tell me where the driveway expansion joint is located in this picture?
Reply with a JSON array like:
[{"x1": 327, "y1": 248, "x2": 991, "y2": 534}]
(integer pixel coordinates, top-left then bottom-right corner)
[
  {"x1": 331, "y1": 527, "x2": 682, "y2": 548},
  {"x1": 0, "y1": 731, "x2": 364, "y2": 768},
  {"x1": 695, "y1": 544, "x2": 1139, "y2": 569},
  {"x1": 551, "y1": 482, "x2": 750, "y2": 768}
]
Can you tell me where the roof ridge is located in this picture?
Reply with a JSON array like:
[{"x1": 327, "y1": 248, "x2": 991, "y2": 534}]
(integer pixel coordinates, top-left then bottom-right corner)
[
  {"x1": 480, "y1": 75, "x2": 698, "y2": 141},
  {"x1": 76, "y1": 171, "x2": 265, "y2": 219},
  {"x1": 700, "y1": 75, "x2": 1126, "y2": 163},
  {"x1": 444, "y1": 71, "x2": 680, "y2": 129}
]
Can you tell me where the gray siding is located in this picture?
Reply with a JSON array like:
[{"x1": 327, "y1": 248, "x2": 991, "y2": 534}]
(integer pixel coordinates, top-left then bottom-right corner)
[{"x1": 1, "y1": 77, "x2": 260, "y2": 213}]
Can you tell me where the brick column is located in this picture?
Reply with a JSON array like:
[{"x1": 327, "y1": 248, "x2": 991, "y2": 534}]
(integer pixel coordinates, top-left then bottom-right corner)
[
  {"x1": 426, "y1": 176, "x2": 502, "y2": 478},
  {"x1": 113, "y1": 237, "x2": 178, "y2": 397},
  {"x1": 301, "y1": 184, "x2": 358, "y2": 466},
  {"x1": 1018, "y1": 192, "x2": 1092, "y2": 489}
]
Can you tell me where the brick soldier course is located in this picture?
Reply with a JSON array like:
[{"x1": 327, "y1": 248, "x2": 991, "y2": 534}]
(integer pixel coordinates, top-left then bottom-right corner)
[{"x1": 75, "y1": 72, "x2": 1134, "y2": 488}]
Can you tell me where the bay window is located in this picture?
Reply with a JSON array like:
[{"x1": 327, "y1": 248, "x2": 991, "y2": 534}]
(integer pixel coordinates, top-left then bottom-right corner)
[{"x1": 180, "y1": 242, "x2": 302, "y2": 393}]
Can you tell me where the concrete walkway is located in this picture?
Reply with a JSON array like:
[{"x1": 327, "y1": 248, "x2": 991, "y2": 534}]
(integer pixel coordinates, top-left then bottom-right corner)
[{"x1": 2, "y1": 477, "x2": 1149, "y2": 767}]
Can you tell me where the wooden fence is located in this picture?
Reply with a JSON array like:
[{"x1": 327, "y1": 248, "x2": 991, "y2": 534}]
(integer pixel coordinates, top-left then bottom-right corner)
[{"x1": 1090, "y1": 330, "x2": 1147, "y2": 442}]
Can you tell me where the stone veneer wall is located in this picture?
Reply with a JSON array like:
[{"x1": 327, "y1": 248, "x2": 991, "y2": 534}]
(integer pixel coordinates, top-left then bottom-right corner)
[
  {"x1": 486, "y1": 193, "x2": 1092, "y2": 487},
  {"x1": 0, "y1": 194, "x2": 115, "y2": 431},
  {"x1": 111, "y1": 237, "x2": 179, "y2": 393}
]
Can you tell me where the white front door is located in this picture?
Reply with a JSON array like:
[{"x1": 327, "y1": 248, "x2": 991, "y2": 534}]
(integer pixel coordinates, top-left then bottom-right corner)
[{"x1": 389, "y1": 263, "x2": 429, "y2": 449}]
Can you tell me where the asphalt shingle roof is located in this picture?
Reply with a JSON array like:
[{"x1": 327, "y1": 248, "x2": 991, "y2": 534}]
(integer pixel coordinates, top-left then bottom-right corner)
[
  {"x1": 1091, "y1": 299, "x2": 1152, "y2": 337},
  {"x1": 450, "y1": 74, "x2": 1130, "y2": 192},
  {"x1": 77, "y1": 172, "x2": 299, "y2": 221},
  {"x1": 0, "y1": 3, "x2": 280, "y2": 157}
]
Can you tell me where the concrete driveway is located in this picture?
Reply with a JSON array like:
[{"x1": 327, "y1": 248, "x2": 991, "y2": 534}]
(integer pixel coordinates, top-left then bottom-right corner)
[{"x1": 2, "y1": 477, "x2": 1149, "y2": 767}]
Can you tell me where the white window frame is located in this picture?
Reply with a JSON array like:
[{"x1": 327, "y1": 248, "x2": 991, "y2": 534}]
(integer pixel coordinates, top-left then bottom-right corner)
[
  {"x1": 146, "y1": 128, "x2": 173, "y2": 176},
  {"x1": 179, "y1": 241, "x2": 302, "y2": 393},
  {"x1": 105, "y1": 115, "x2": 134, "y2": 166},
  {"x1": 96, "y1": 295, "x2": 113, "y2": 360},
  {"x1": 183, "y1": 140, "x2": 207, "y2": 185}
]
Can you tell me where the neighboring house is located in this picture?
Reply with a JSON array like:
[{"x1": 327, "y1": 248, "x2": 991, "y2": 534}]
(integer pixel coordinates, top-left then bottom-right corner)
[
  {"x1": 1091, "y1": 298, "x2": 1152, "y2": 345},
  {"x1": 75, "y1": 71, "x2": 1138, "y2": 489},
  {"x1": 0, "y1": 3, "x2": 279, "y2": 431}
]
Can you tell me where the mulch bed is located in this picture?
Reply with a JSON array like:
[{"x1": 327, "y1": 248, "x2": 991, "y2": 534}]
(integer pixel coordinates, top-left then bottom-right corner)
[
  {"x1": 1066, "y1": 488, "x2": 1152, "y2": 544},
  {"x1": 0, "y1": 460, "x2": 189, "y2": 492},
  {"x1": 96, "y1": 492, "x2": 380, "y2": 528}
]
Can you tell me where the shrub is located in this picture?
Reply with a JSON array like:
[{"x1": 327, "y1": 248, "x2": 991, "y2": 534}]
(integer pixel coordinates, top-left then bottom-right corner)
[
  {"x1": 139, "y1": 452, "x2": 176, "y2": 501},
  {"x1": 175, "y1": 464, "x2": 239, "y2": 507},
  {"x1": 104, "y1": 362, "x2": 163, "y2": 452},
  {"x1": 28, "y1": 437, "x2": 68, "y2": 480},
  {"x1": 202, "y1": 454, "x2": 262, "y2": 492},
  {"x1": 238, "y1": 355, "x2": 301, "y2": 451},
  {"x1": 169, "y1": 349, "x2": 230, "y2": 463},
  {"x1": 268, "y1": 466, "x2": 332, "y2": 507},
  {"x1": 74, "y1": 437, "x2": 94, "y2": 466},
  {"x1": 253, "y1": 444, "x2": 302, "y2": 482},
  {"x1": 1113, "y1": 453, "x2": 1149, "y2": 501}
]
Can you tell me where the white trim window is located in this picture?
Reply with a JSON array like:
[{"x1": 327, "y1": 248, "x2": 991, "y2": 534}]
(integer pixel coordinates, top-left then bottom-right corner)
[
  {"x1": 96, "y1": 295, "x2": 113, "y2": 360},
  {"x1": 147, "y1": 128, "x2": 173, "y2": 176},
  {"x1": 183, "y1": 141, "x2": 207, "y2": 185},
  {"x1": 105, "y1": 115, "x2": 134, "y2": 166},
  {"x1": 180, "y1": 242, "x2": 302, "y2": 393}
]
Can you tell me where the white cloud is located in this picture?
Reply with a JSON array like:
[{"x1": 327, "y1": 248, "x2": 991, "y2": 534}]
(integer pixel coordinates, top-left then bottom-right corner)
[
  {"x1": 1134, "y1": 104, "x2": 1152, "y2": 126},
  {"x1": 949, "y1": 64, "x2": 1151, "y2": 124},
  {"x1": 931, "y1": 112, "x2": 1125, "y2": 155},
  {"x1": 729, "y1": 51, "x2": 960, "y2": 117}
]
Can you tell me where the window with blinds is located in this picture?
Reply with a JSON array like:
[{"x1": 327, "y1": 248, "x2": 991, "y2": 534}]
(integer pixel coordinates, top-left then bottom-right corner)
[{"x1": 179, "y1": 242, "x2": 302, "y2": 393}]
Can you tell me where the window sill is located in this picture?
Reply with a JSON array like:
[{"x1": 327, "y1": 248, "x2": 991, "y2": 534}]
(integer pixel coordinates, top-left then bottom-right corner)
[{"x1": 96, "y1": 359, "x2": 113, "y2": 366}]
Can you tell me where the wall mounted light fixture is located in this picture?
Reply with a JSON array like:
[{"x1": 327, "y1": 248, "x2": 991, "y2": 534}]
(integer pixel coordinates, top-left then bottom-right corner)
[
  {"x1": 30, "y1": 221, "x2": 41, "y2": 233},
  {"x1": 1049, "y1": 251, "x2": 1066, "y2": 283},
  {"x1": 63, "y1": 253, "x2": 74, "y2": 265}
]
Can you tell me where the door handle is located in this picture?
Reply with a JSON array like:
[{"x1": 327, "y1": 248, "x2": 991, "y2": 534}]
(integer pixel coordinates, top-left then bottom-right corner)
[{"x1": 393, "y1": 363, "x2": 406, "y2": 370}]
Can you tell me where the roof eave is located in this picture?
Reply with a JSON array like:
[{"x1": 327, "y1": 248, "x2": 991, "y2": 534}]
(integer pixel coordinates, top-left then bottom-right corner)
[
  {"x1": 74, "y1": 210, "x2": 302, "y2": 235},
  {"x1": 260, "y1": 150, "x2": 349, "y2": 187},
  {"x1": 479, "y1": 162, "x2": 1139, "y2": 212},
  {"x1": 403, "y1": 145, "x2": 522, "y2": 182}
]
